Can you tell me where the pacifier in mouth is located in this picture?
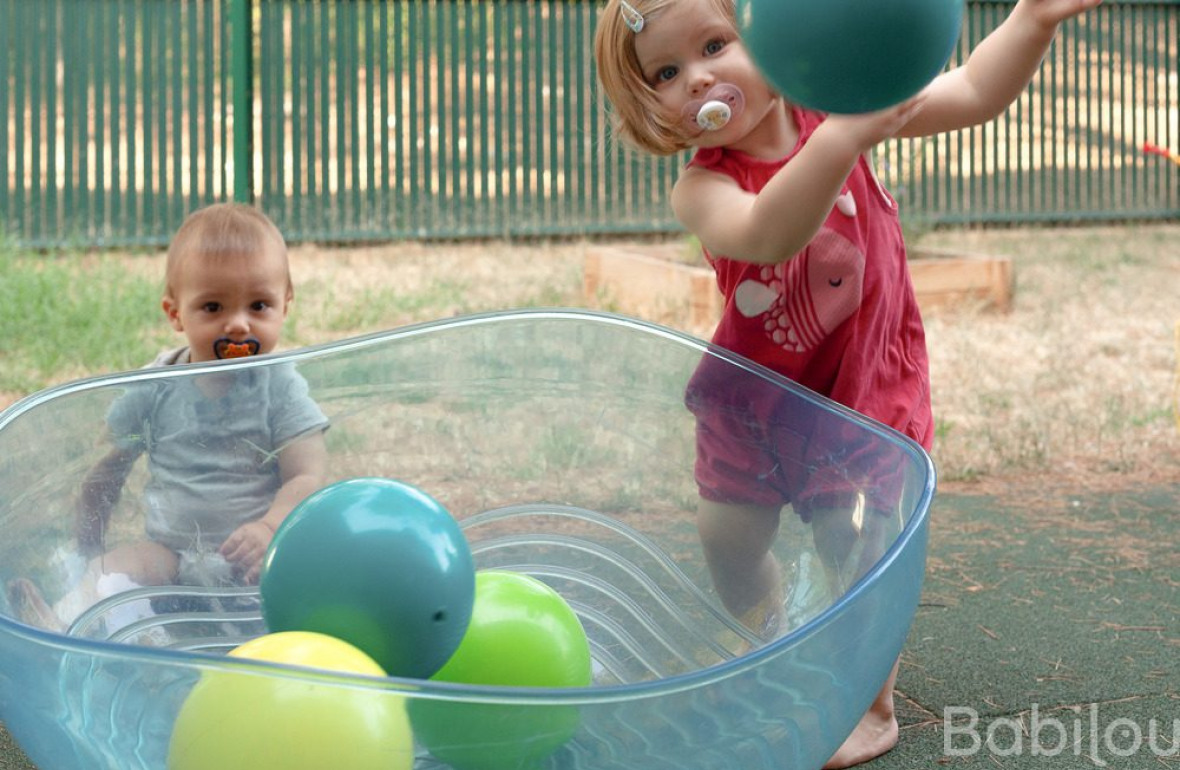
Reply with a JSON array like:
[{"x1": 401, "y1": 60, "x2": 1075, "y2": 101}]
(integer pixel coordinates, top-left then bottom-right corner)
[
  {"x1": 214, "y1": 338, "x2": 261, "y2": 359},
  {"x1": 683, "y1": 84, "x2": 745, "y2": 132}
]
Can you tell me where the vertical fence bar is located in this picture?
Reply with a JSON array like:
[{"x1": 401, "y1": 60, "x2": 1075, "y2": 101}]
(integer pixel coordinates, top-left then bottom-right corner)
[
  {"x1": 347, "y1": 0, "x2": 361, "y2": 230},
  {"x1": 0, "y1": 0, "x2": 9, "y2": 229},
  {"x1": 571, "y1": 0, "x2": 585, "y2": 228},
  {"x1": 439, "y1": 0, "x2": 451, "y2": 228},
  {"x1": 378, "y1": 0, "x2": 391, "y2": 231},
  {"x1": 61, "y1": 0, "x2": 76, "y2": 234},
  {"x1": 463, "y1": 0, "x2": 475, "y2": 231},
  {"x1": 218, "y1": 2, "x2": 229, "y2": 206},
  {"x1": 505, "y1": 0, "x2": 518, "y2": 229},
  {"x1": 333, "y1": 0, "x2": 345, "y2": 222},
  {"x1": 517, "y1": 1, "x2": 531, "y2": 228},
  {"x1": 124, "y1": 0, "x2": 138, "y2": 232},
  {"x1": 29, "y1": 1, "x2": 45, "y2": 237},
  {"x1": 288, "y1": 0, "x2": 302, "y2": 226},
  {"x1": 154, "y1": 2, "x2": 167, "y2": 215},
  {"x1": 546, "y1": 0, "x2": 560, "y2": 230},
  {"x1": 491, "y1": 0, "x2": 504, "y2": 231},
  {"x1": 588, "y1": 0, "x2": 605, "y2": 229},
  {"x1": 1083, "y1": 11, "x2": 1095, "y2": 214},
  {"x1": 448, "y1": 0, "x2": 462, "y2": 230},
  {"x1": 202, "y1": 0, "x2": 216, "y2": 207},
  {"x1": 141, "y1": 0, "x2": 154, "y2": 231},
  {"x1": 317, "y1": 1, "x2": 329, "y2": 220},
  {"x1": 298, "y1": 0, "x2": 314, "y2": 225},
  {"x1": 1117, "y1": 8, "x2": 1127, "y2": 212},
  {"x1": 84, "y1": 0, "x2": 95, "y2": 232},
  {"x1": 14, "y1": 0, "x2": 24, "y2": 235},
  {"x1": 256, "y1": 0, "x2": 271, "y2": 209},
  {"x1": 390, "y1": 0, "x2": 402, "y2": 233},
  {"x1": 363, "y1": 0, "x2": 376, "y2": 227},
  {"x1": 431, "y1": 0, "x2": 443, "y2": 227},
  {"x1": 94, "y1": 1, "x2": 108, "y2": 233},
  {"x1": 407, "y1": 0, "x2": 421, "y2": 232},
  {"x1": 43, "y1": 3, "x2": 58, "y2": 235},
  {"x1": 230, "y1": 0, "x2": 251, "y2": 202},
  {"x1": 1046, "y1": 5, "x2": 1057, "y2": 215},
  {"x1": 169, "y1": 1, "x2": 182, "y2": 224}
]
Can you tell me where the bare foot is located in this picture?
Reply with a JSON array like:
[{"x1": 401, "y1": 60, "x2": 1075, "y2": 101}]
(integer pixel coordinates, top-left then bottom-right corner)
[
  {"x1": 823, "y1": 710, "x2": 898, "y2": 768},
  {"x1": 823, "y1": 663, "x2": 900, "y2": 769},
  {"x1": 5, "y1": 578, "x2": 66, "y2": 632}
]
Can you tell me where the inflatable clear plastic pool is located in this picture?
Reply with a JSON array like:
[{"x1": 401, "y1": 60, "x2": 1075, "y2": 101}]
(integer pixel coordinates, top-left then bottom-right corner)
[{"x1": 0, "y1": 310, "x2": 934, "y2": 770}]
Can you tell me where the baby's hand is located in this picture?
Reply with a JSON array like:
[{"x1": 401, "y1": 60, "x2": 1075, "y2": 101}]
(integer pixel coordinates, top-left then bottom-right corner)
[{"x1": 219, "y1": 520, "x2": 275, "y2": 585}]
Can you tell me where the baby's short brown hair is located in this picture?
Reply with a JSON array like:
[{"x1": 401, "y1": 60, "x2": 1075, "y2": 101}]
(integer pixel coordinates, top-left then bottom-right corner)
[{"x1": 165, "y1": 203, "x2": 292, "y2": 300}]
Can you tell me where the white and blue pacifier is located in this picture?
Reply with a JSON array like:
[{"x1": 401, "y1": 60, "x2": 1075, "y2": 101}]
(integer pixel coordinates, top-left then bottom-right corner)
[{"x1": 683, "y1": 83, "x2": 746, "y2": 133}]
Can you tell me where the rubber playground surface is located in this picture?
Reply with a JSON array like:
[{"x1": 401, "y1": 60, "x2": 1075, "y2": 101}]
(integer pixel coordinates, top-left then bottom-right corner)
[{"x1": 2, "y1": 482, "x2": 1177, "y2": 769}]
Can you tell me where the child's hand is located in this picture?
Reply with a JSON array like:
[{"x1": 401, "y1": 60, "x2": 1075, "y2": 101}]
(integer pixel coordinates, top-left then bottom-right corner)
[
  {"x1": 219, "y1": 520, "x2": 275, "y2": 584},
  {"x1": 821, "y1": 92, "x2": 929, "y2": 153},
  {"x1": 1019, "y1": 0, "x2": 1103, "y2": 29}
]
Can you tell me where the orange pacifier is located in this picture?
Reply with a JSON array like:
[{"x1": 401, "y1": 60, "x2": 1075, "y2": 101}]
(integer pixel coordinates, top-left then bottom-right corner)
[
  {"x1": 214, "y1": 338, "x2": 261, "y2": 359},
  {"x1": 683, "y1": 84, "x2": 745, "y2": 133}
]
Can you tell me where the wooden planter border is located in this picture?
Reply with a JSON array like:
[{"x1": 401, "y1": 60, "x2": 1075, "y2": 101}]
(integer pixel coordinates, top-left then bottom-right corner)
[{"x1": 584, "y1": 244, "x2": 1012, "y2": 335}]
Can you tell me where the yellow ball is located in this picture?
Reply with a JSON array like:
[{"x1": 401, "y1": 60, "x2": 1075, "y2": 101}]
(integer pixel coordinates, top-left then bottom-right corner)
[{"x1": 168, "y1": 631, "x2": 412, "y2": 770}]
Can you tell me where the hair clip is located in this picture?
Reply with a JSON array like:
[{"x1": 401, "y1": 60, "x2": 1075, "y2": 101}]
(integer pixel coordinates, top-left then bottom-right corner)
[{"x1": 620, "y1": 0, "x2": 644, "y2": 33}]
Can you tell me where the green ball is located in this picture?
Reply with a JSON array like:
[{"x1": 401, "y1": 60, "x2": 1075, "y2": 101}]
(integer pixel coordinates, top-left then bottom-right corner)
[
  {"x1": 410, "y1": 570, "x2": 593, "y2": 770},
  {"x1": 737, "y1": 0, "x2": 964, "y2": 114},
  {"x1": 168, "y1": 632, "x2": 412, "y2": 770}
]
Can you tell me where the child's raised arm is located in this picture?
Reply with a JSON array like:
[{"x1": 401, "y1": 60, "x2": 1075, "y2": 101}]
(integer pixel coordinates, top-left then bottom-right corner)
[
  {"x1": 898, "y1": 0, "x2": 1104, "y2": 137},
  {"x1": 672, "y1": 96, "x2": 925, "y2": 265}
]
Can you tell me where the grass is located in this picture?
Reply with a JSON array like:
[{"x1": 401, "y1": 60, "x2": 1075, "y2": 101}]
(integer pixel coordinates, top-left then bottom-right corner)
[
  {"x1": 0, "y1": 244, "x2": 172, "y2": 393},
  {"x1": 0, "y1": 224, "x2": 1176, "y2": 491}
]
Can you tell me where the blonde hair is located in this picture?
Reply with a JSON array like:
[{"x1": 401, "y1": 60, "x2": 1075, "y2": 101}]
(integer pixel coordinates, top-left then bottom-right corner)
[
  {"x1": 165, "y1": 203, "x2": 292, "y2": 300},
  {"x1": 594, "y1": 0, "x2": 738, "y2": 156}
]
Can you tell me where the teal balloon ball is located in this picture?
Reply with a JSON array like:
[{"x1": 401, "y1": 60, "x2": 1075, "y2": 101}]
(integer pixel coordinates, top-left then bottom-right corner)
[
  {"x1": 260, "y1": 477, "x2": 475, "y2": 680},
  {"x1": 737, "y1": 0, "x2": 964, "y2": 114},
  {"x1": 410, "y1": 570, "x2": 593, "y2": 770}
]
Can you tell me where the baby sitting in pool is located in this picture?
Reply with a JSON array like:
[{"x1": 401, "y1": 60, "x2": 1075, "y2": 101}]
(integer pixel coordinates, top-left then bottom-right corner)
[{"x1": 7, "y1": 204, "x2": 328, "y2": 635}]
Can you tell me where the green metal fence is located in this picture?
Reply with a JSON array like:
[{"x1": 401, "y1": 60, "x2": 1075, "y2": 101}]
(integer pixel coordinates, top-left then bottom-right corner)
[
  {"x1": 880, "y1": 0, "x2": 1180, "y2": 225},
  {"x1": 1, "y1": 0, "x2": 1177, "y2": 248}
]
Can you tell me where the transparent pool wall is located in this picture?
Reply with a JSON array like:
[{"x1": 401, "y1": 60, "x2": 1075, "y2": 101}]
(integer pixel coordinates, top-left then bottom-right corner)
[{"x1": 0, "y1": 310, "x2": 934, "y2": 770}]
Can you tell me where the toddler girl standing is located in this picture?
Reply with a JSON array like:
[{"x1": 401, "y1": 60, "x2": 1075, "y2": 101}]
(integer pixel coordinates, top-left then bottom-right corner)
[{"x1": 595, "y1": 0, "x2": 1101, "y2": 765}]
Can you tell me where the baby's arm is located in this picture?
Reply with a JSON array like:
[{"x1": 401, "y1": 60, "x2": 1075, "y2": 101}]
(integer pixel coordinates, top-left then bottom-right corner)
[
  {"x1": 672, "y1": 97, "x2": 925, "y2": 264},
  {"x1": 898, "y1": 0, "x2": 1103, "y2": 136},
  {"x1": 219, "y1": 429, "x2": 328, "y2": 584},
  {"x1": 76, "y1": 441, "x2": 143, "y2": 557}
]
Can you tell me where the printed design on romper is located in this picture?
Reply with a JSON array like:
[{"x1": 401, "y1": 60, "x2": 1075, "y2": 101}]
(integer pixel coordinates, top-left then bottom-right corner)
[
  {"x1": 835, "y1": 190, "x2": 857, "y2": 217},
  {"x1": 733, "y1": 227, "x2": 865, "y2": 353}
]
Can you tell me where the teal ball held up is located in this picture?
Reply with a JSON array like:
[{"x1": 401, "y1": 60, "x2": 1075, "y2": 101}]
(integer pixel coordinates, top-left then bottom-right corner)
[
  {"x1": 736, "y1": 0, "x2": 964, "y2": 114},
  {"x1": 260, "y1": 477, "x2": 476, "y2": 680}
]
